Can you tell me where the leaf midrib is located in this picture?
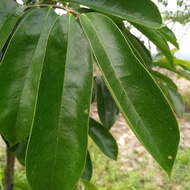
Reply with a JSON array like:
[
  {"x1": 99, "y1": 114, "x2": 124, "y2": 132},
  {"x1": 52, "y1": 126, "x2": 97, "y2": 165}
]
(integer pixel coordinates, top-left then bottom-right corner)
[
  {"x1": 50, "y1": 14, "x2": 72, "y2": 184},
  {"x1": 14, "y1": 9, "x2": 57, "y2": 146},
  {"x1": 82, "y1": 14, "x2": 162, "y2": 157}
]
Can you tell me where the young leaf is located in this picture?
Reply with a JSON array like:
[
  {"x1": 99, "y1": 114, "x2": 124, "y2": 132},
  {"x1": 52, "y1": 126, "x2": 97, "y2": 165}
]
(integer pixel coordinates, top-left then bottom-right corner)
[
  {"x1": 0, "y1": 8, "x2": 58, "y2": 146},
  {"x1": 80, "y1": 12, "x2": 179, "y2": 175},
  {"x1": 89, "y1": 118, "x2": 118, "y2": 160},
  {"x1": 59, "y1": 0, "x2": 162, "y2": 28},
  {"x1": 95, "y1": 76, "x2": 119, "y2": 130},
  {"x1": 0, "y1": 0, "x2": 26, "y2": 50},
  {"x1": 26, "y1": 14, "x2": 93, "y2": 190}
]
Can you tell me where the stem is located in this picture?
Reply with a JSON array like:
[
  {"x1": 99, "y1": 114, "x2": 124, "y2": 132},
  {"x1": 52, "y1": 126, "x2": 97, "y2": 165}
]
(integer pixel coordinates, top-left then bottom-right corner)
[
  {"x1": 25, "y1": 4, "x2": 80, "y2": 18},
  {"x1": 3, "y1": 145, "x2": 15, "y2": 190}
]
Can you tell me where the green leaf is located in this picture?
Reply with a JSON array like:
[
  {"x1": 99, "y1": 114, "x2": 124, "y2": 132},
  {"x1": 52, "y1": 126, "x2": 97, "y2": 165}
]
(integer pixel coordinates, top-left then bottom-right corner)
[
  {"x1": 60, "y1": 0, "x2": 162, "y2": 28},
  {"x1": 0, "y1": 0, "x2": 26, "y2": 50},
  {"x1": 95, "y1": 76, "x2": 119, "y2": 130},
  {"x1": 0, "y1": 8, "x2": 58, "y2": 145},
  {"x1": 153, "y1": 61, "x2": 172, "y2": 70},
  {"x1": 133, "y1": 23, "x2": 174, "y2": 65},
  {"x1": 89, "y1": 118, "x2": 118, "y2": 160},
  {"x1": 80, "y1": 12, "x2": 179, "y2": 175},
  {"x1": 158, "y1": 26, "x2": 179, "y2": 49},
  {"x1": 165, "y1": 84, "x2": 185, "y2": 116},
  {"x1": 173, "y1": 66, "x2": 190, "y2": 80},
  {"x1": 174, "y1": 58, "x2": 190, "y2": 69},
  {"x1": 152, "y1": 72, "x2": 182, "y2": 114},
  {"x1": 15, "y1": 138, "x2": 28, "y2": 166},
  {"x1": 153, "y1": 57, "x2": 190, "y2": 80},
  {"x1": 151, "y1": 71, "x2": 177, "y2": 90},
  {"x1": 91, "y1": 81, "x2": 96, "y2": 104},
  {"x1": 81, "y1": 179, "x2": 98, "y2": 190},
  {"x1": 123, "y1": 28, "x2": 153, "y2": 70},
  {"x1": 0, "y1": 51, "x2": 3, "y2": 61},
  {"x1": 14, "y1": 182, "x2": 31, "y2": 190},
  {"x1": 26, "y1": 14, "x2": 93, "y2": 190},
  {"x1": 81, "y1": 151, "x2": 92, "y2": 181}
]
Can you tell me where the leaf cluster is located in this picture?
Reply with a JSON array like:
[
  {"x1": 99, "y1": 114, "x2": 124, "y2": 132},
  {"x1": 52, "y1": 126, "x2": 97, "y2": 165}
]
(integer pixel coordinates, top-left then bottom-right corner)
[{"x1": 0, "y1": 0, "x2": 189, "y2": 189}]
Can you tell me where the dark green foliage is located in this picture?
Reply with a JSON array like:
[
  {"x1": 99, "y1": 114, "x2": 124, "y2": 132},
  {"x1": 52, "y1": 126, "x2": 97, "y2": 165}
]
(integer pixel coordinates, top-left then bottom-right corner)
[{"x1": 0, "y1": 0, "x2": 189, "y2": 189}]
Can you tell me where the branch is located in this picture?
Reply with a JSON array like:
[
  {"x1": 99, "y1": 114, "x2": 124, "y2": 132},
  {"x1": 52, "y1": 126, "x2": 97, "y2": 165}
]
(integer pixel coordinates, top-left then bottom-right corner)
[{"x1": 25, "y1": 4, "x2": 80, "y2": 18}]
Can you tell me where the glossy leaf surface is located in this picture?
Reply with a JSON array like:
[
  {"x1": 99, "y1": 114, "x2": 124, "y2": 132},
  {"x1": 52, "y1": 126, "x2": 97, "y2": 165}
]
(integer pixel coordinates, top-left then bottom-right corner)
[
  {"x1": 0, "y1": 0, "x2": 25, "y2": 50},
  {"x1": 80, "y1": 13, "x2": 179, "y2": 175},
  {"x1": 26, "y1": 14, "x2": 93, "y2": 190},
  {"x1": 123, "y1": 29, "x2": 152, "y2": 70},
  {"x1": 95, "y1": 76, "x2": 119, "y2": 130},
  {"x1": 0, "y1": 8, "x2": 58, "y2": 145},
  {"x1": 63, "y1": 0, "x2": 162, "y2": 28},
  {"x1": 133, "y1": 24, "x2": 173, "y2": 65},
  {"x1": 89, "y1": 118, "x2": 118, "y2": 160}
]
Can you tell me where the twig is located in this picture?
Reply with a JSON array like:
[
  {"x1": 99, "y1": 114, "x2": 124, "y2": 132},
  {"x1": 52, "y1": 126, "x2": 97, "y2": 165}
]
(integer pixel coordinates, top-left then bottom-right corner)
[
  {"x1": 3, "y1": 145, "x2": 15, "y2": 190},
  {"x1": 25, "y1": 4, "x2": 80, "y2": 18}
]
